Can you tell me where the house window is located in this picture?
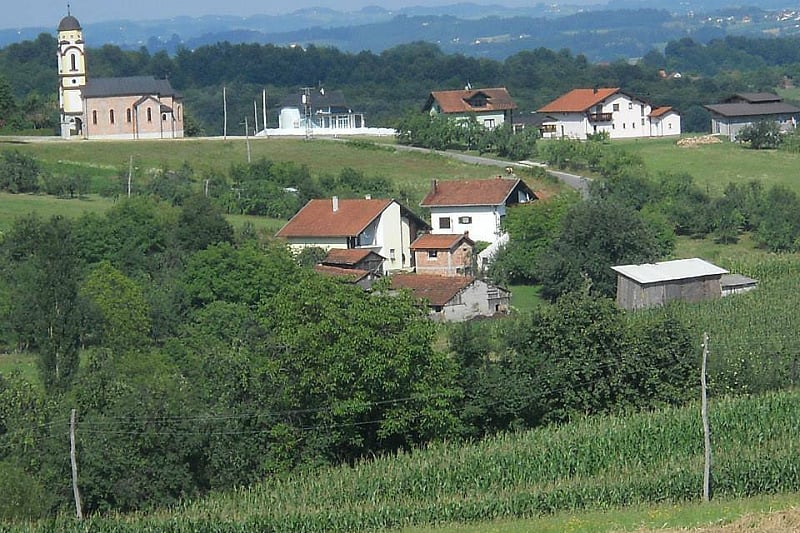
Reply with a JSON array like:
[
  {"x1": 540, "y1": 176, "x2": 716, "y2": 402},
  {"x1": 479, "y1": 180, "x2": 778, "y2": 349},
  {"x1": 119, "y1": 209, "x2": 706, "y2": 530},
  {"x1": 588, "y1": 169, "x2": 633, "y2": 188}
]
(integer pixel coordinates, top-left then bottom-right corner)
[
  {"x1": 126, "y1": 108, "x2": 132, "y2": 123},
  {"x1": 162, "y1": 113, "x2": 168, "y2": 121},
  {"x1": 458, "y1": 216, "x2": 472, "y2": 224},
  {"x1": 641, "y1": 118, "x2": 645, "y2": 126},
  {"x1": 92, "y1": 110, "x2": 97, "y2": 125},
  {"x1": 390, "y1": 249, "x2": 396, "y2": 261},
  {"x1": 147, "y1": 107, "x2": 152, "y2": 122},
  {"x1": 439, "y1": 217, "x2": 451, "y2": 229},
  {"x1": 622, "y1": 123, "x2": 626, "y2": 129},
  {"x1": 612, "y1": 103, "x2": 619, "y2": 111},
  {"x1": 484, "y1": 118, "x2": 495, "y2": 129},
  {"x1": 428, "y1": 250, "x2": 438, "y2": 259},
  {"x1": 109, "y1": 110, "x2": 115, "y2": 124},
  {"x1": 640, "y1": 105, "x2": 645, "y2": 116},
  {"x1": 628, "y1": 102, "x2": 633, "y2": 110}
]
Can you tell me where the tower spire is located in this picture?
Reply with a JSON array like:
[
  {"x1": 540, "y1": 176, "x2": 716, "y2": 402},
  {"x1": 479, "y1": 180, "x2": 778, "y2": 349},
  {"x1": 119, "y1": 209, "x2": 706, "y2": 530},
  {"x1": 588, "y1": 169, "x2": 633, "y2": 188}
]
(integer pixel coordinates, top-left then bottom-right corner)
[{"x1": 67, "y1": 3, "x2": 71, "y2": 16}]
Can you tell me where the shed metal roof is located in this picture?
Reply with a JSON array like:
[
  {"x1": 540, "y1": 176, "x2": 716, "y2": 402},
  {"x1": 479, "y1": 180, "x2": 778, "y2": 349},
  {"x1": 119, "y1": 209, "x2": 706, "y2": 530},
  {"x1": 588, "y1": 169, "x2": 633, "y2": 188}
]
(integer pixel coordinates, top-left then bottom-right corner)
[
  {"x1": 611, "y1": 258, "x2": 728, "y2": 285},
  {"x1": 704, "y1": 101, "x2": 800, "y2": 118}
]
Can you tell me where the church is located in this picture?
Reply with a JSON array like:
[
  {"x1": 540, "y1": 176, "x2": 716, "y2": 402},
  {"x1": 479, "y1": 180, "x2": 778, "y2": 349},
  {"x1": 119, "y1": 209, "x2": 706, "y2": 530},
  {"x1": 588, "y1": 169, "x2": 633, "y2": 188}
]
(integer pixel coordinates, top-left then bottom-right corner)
[{"x1": 57, "y1": 11, "x2": 184, "y2": 140}]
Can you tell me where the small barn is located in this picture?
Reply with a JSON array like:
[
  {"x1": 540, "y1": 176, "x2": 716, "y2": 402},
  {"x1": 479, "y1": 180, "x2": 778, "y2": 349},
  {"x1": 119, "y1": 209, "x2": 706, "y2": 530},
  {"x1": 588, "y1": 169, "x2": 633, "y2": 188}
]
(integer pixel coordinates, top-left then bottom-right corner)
[{"x1": 611, "y1": 258, "x2": 728, "y2": 311}]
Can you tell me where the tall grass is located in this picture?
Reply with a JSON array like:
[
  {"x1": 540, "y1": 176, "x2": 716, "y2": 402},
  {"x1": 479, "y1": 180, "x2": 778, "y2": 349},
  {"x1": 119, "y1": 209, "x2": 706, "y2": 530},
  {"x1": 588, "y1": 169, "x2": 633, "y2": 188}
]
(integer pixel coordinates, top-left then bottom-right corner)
[{"x1": 7, "y1": 390, "x2": 800, "y2": 532}]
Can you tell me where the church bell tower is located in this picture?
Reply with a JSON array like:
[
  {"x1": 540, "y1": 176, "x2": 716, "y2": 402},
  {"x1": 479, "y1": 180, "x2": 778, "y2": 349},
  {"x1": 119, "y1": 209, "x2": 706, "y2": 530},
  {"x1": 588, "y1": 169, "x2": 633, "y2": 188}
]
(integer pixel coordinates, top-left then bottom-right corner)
[{"x1": 57, "y1": 8, "x2": 86, "y2": 138}]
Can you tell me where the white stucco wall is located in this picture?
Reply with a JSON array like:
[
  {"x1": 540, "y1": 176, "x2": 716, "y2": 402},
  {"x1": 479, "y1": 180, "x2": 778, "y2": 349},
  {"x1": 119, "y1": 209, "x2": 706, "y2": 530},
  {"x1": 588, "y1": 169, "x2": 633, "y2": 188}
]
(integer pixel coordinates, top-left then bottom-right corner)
[
  {"x1": 550, "y1": 94, "x2": 677, "y2": 140},
  {"x1": 429, "y1": 205, "x2": 504, "y2": 244}
]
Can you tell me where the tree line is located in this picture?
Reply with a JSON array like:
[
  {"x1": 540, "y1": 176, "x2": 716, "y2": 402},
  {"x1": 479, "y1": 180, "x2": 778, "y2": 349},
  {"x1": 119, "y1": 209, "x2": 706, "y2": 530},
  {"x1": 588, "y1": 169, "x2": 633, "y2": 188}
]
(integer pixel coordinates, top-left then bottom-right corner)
[{"x1": 3, "y1": 32, "x2": 800, "y2": 135}]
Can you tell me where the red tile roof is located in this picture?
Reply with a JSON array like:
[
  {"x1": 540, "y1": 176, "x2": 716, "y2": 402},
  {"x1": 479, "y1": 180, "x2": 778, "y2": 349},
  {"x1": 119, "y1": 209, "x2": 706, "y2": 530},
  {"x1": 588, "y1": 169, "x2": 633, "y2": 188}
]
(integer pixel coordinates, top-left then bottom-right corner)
[
  {"x1": 649, "y1": 106, "x2": 673, "y2": 118},
  {"x1": 314, "y1": 264, "x2": 370, "y2": 281},
  {"x1": 323, "y1": 248, "x2": 380, "y2": 266},
  {"x1": 420, "y1": 178, "x2": 532, "y2": 207},
  {"x1": 411, "y1": 233, "x2": 474, "y2": 250},
  {"x1": 391, "y1": 274, "x2": 474, "y2": 307},
  {"x1": 427, "y1": 88, "x2": 516, "y2": 114},
  {"x1": 537, "y1": 88, "x2": 621, "y2": 113},
  {"x1": 276, "y1": 198, "x2": 393, "y2": 238}
]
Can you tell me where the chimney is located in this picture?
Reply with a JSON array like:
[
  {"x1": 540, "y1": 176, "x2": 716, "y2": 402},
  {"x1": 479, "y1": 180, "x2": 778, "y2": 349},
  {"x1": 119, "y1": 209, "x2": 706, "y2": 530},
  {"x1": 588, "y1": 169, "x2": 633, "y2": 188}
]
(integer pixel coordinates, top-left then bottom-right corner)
[
  {"x1": 593, "y1": 86, "x2": 598, "y2": 94},
  {"x1": 332, "y1": 196, "x2": 339, "y2": 212},
  {"x1": 431, "y1": 179, "x2": 438, "y2": 193}
]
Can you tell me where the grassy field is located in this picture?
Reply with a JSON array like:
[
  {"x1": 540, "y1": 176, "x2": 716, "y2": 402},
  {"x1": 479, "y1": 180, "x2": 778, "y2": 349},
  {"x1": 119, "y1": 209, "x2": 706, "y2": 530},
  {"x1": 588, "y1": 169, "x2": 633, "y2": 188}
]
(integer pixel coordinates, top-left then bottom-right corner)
[
  {"x1": 615, "y1": 136, "x2": 800, "y2": 195},
  {"x1": 7, "y1": 390, "x2": 798, "y2": 532}
]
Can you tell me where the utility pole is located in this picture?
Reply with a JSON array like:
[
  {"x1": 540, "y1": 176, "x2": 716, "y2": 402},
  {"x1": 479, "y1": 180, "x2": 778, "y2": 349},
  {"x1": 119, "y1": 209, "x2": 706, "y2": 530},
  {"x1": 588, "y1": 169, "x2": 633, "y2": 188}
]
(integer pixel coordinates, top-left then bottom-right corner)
[
  {"x1": 223, "y1": 86, "x2": 228, "y2": 140},
  {"x1": 70, "y1": 408, "x2": 83, "y2": 519},
  {"x1": 127, "y1": 155, "x2": 133, "y2": 198},
  {"x1": 302, "y1": 87, "x2": 313, "y2": 141},
  {"x1": 243, "y1": 117, "x2": 251, "y2": 163},
  {"x1": 701, "y1": 332, "x2": 712, "y2": 502},
  {"x1": 262, "y1": 89, "x2": 268, "y2": 133},
  {"x1": 253, "y1": 100, "x2": 259, "y2": 134}
]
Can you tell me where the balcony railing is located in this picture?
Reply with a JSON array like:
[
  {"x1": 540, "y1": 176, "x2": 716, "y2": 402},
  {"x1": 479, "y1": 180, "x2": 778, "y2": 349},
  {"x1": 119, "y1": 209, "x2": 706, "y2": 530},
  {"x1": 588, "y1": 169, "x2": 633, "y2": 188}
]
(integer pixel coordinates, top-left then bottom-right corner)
[{"x1": 587, "y1": 112, "x2": 613, "y2": 122}]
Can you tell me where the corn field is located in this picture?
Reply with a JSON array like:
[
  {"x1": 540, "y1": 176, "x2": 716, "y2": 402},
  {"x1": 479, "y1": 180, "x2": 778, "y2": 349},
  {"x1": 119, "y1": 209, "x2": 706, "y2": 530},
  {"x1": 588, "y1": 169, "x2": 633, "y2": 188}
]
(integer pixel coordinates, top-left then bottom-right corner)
[{"x1": 6, "y1": 389, "x2": 800, "y2": 532}]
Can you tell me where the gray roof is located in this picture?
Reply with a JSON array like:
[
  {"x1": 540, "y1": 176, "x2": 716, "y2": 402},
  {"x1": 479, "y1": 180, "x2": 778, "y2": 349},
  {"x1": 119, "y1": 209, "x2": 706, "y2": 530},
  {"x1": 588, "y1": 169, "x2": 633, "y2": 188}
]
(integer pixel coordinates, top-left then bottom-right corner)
[
  {"x1": 726, "y1": 92, "x2": 782, "y2": 104},
  {"x1": 58, "y1": 15, "x2": 81, "y2": 31},
  {"x1": 704, "y1": 101, "x2": 800, "y2": 118},
  {"x1": 82, "y1": 76, "x2": 180, "y2": 99},
  {"x1": 612, "y1": 258, "x2": 728, "y2": 285},
  {"x1": 720, "y1": 273, "x2": 758, "y2": 289}
]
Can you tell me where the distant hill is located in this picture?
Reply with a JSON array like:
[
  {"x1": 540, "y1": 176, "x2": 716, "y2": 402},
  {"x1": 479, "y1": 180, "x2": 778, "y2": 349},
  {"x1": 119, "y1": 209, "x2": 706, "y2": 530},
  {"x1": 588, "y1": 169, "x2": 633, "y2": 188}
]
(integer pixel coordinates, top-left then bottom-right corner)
[{"x1": 3, "y1": 2, "x2": 800, "y2": 62}]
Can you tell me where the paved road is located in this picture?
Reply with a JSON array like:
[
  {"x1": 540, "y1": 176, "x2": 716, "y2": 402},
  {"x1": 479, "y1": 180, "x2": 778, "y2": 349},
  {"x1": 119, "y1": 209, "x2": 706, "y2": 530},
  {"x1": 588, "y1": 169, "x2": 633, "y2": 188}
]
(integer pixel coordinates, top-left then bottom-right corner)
[{"x1": 388, "y1": 142, "x2": 591, "y2": 197}]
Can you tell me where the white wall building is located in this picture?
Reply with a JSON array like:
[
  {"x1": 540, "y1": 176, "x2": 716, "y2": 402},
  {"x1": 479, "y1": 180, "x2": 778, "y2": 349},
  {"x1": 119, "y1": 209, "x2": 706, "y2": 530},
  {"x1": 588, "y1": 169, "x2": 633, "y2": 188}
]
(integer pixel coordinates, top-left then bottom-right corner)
[{"x1": 538, "y1": 87, "x2": 681, "y2": 140}]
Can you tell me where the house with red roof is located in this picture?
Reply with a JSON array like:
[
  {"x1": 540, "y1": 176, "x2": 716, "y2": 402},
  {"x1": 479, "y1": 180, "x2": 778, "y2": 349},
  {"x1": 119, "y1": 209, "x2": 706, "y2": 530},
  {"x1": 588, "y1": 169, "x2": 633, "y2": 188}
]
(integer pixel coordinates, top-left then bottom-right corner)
[
  {"x1": 423, "y1": 88, "x2": 516, "y2": 129},
  {"x1": 411, "y1": 233, "x2": 475, "y2": 277},
  {"x1": 275, "y1": 197, "x2": 429, "y2": 273},
  {"x1": 390, "y1": 274, "x2": 510, "y2": 322},
  {"x1": 537, "y1": 87, "x2": 681, "y2": 140},
  {"x1": 419, "y1": 177, "x2": 536, "y2": 244}
]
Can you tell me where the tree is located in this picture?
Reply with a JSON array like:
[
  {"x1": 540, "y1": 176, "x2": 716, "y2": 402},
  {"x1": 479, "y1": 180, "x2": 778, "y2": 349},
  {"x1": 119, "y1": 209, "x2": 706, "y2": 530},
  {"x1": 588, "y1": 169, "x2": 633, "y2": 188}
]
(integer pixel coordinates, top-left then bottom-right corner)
[
  {"x1": 173, "y1": 193, "x2": 234, "y2": 253},
  {"x1": 2, "y1": 215, "x2": 84, "y2": 391},
  {"x1": 736, "y1": 120, "x2": 782, "y2": 149},
  {"x1": 538, "y1": 199, "x2": 673, "y2": 300},
  {"x1": 80, "y1": 261, "x2": 151, "y2": 352},
  {"x1": 0, "y1": 150, "x2": 40, "y2": 193}
]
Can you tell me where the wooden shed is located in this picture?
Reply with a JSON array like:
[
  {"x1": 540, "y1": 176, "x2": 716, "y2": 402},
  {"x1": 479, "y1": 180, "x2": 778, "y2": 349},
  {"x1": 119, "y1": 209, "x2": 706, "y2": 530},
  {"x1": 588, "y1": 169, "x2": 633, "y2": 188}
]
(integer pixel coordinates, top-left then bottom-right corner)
[{"x1": 611, "y1": 258, "x2": 728, "y2": 311}]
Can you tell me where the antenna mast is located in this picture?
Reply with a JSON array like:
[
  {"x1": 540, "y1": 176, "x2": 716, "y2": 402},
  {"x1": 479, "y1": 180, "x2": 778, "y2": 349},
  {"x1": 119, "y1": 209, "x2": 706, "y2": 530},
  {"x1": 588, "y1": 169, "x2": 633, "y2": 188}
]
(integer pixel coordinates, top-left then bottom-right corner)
[{"x1": 301, "y1": 86, "x2": 313, "y2": 140}]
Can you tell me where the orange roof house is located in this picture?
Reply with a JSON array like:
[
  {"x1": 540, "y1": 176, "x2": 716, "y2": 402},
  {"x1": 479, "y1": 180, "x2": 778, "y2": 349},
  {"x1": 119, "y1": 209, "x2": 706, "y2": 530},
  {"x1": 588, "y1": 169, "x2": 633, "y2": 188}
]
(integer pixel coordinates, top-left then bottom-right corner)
[
  {"x1": 276, "y1": 197, "x2": 429, "y2": 273},
  {"x1": 537, "y1": 87, "x2": 680, "y2": 139},
  {"x1": 423, "y1": 88, "x2": 516, "y2": 129},
  {"x1": 420, "y1": 177, "x2": 536, "y2": 244}
]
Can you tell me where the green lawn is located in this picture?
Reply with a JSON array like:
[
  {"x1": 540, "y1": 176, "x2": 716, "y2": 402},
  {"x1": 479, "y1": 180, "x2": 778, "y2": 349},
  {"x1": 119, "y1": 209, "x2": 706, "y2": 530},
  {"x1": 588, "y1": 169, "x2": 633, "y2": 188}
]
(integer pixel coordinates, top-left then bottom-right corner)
[
  {"x1": 0, "y1": 351, "x2": 38, "y2": 384},
  {"x1": 615, "y1": 135, "x2": 800, "y2": 195},
  {"x1": 0, "y1": 192, "x2": 113, "y2": 233}
]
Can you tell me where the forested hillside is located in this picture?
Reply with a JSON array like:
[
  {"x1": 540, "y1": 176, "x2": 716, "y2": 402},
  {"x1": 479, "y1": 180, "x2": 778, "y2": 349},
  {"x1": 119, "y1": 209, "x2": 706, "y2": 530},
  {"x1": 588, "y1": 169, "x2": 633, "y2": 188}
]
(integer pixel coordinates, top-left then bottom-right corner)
[{"x1": 3, "y1": 32, "x2": 800, "y2": 135}]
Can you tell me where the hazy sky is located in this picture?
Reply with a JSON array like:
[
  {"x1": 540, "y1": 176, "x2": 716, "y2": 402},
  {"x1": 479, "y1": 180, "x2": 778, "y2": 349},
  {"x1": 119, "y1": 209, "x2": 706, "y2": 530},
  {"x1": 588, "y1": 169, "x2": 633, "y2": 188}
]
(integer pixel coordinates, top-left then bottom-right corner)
[{"x1": 5, "y1": 0, "x2": 552, "y2": 29}]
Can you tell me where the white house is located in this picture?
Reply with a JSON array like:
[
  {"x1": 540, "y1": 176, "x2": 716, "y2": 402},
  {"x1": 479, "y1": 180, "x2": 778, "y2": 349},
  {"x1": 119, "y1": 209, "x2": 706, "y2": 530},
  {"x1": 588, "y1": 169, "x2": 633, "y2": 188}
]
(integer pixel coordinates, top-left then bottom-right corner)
[
  {"x1": 275, "y1": 197, "x2": 429, "y2": 273},
  {"x1": 423, "y1": 88, "x2": 516, "y2": 129},
  {"x1": 419, "y1": 177, "x2": 536, "y2": 244},
  {"x1": 537, "y1": 87, "x2": 681, "y2": 140}
]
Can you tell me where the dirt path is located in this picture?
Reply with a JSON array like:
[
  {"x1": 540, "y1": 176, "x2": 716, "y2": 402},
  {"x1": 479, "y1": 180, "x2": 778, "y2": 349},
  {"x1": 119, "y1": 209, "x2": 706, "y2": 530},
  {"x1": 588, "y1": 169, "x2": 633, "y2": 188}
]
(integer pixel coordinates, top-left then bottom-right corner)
[{"x1": 630, "y1": 506, "x2": 800, "y2": 532}]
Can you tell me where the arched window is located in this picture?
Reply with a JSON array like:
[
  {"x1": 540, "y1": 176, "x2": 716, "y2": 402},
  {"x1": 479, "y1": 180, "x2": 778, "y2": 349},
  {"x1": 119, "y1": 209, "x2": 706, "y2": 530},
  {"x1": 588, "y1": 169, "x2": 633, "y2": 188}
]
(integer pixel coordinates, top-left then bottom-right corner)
[
  {"x1": 92, "y1": 110, "x2": 97, "y2": 125},
  {"x1": 70, "y1": 53, "x2": 77, "y2": 71},
  {"x1": 126, "y1": 108, "x2": 132, "y2": 123},
  {"x1": 109, "y1": 110, "x2": 115, "y2": 124},
  {"x1": 147, "y1": 107, "x2": 152, "y2": 122},
  {"x1": 177, "y1": 105, "x2": 182, "y2": 120}
]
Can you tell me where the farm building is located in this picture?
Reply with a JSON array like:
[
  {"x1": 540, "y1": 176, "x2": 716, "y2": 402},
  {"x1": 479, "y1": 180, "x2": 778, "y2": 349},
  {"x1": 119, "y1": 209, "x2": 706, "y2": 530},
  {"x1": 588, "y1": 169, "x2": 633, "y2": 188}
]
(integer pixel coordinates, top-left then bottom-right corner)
[{"x1": 611, "y1": 258, "x2": 728, "y2": 311}]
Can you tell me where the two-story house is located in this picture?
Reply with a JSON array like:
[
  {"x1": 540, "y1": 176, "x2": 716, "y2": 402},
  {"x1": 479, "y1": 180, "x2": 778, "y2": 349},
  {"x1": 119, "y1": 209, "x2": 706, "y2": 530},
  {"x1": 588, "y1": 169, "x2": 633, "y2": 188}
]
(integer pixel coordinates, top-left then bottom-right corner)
[
  {"x1": 423, "y1": 88, "x2": 516, "y2": 129},
  {"x1": 411, "y1": 233, "x2": 475, "y2": 277},
  {"x1": 420, "y1": 177, "x2": 536, "y2": 244},
  {"x1": 537, "y1": 87, "x2": 681, "y2": 140},
  {"x1": 275, "y1": 197, "x2": 429, "y2": 273}
]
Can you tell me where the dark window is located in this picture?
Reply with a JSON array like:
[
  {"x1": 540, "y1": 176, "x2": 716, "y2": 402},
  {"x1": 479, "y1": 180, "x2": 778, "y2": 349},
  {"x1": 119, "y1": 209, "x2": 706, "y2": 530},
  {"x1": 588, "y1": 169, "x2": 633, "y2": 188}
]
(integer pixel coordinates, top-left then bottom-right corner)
[
  {"x1": 70, "y1": 54, "x2": 77, "y2": 71},
  {"x1": 92, "y1": 110, "x2": 97, "y2": 125},
  {"x1": 458, "y1": 216, "x2": 472, "y2": 224},
  {"x1": 147, "y1": 107, "x2": 152, "y2": 122},
  {"x1": 612, "y1": 103, "x2": 619, "y2": 111},
  {"x1": 428, "y1": 250, "x2": 438, "y2": 258},
  {"x1": 109, "y1": 110, "x2": 115, "y2": 124},
  {"x1": 439, "y1": 217, "x2": 451, "y2": 229},
  {"x1": 126, "y1": 108, "x2": 132, "y2": 123}
]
